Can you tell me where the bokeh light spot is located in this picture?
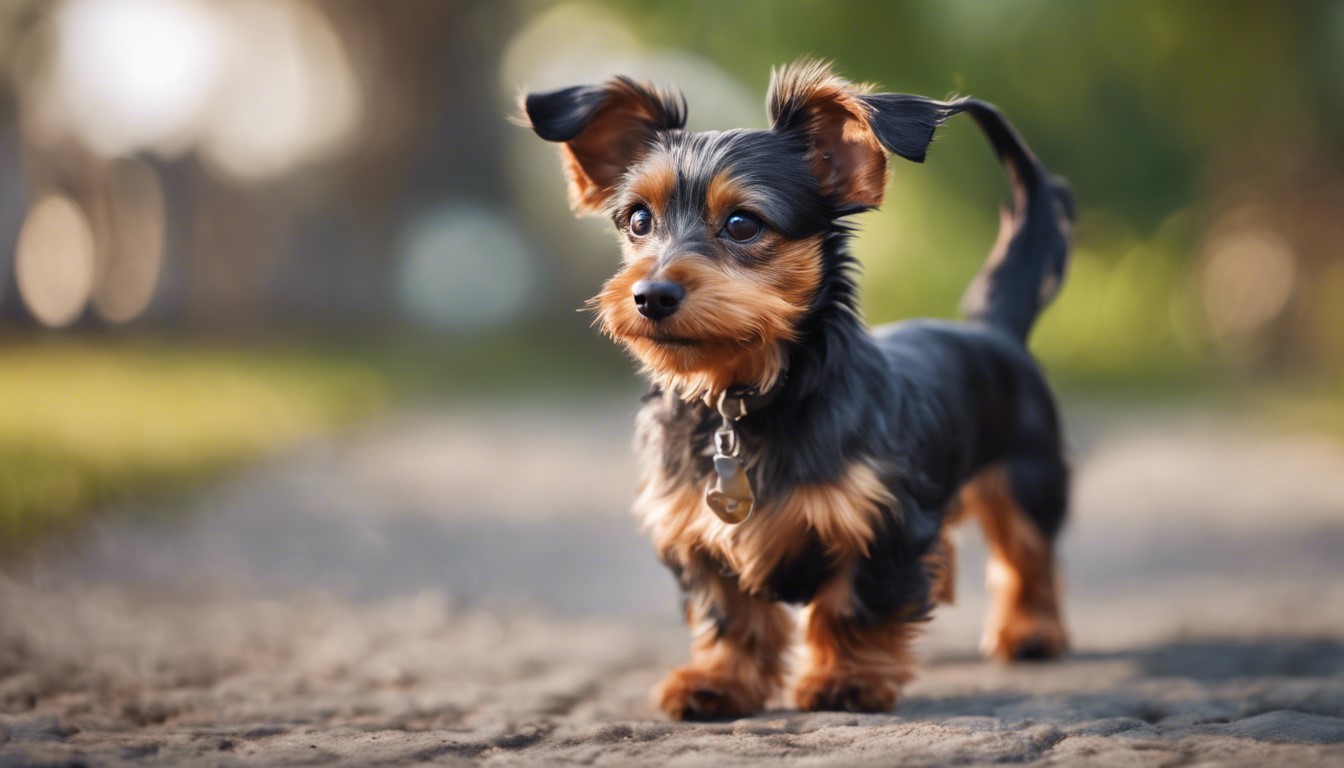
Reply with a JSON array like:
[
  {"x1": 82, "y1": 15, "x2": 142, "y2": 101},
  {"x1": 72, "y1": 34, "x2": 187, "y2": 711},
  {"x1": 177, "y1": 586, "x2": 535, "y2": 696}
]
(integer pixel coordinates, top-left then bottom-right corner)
[
  {"x1": 16, "y1": 194, "x2": 96, "y2": 328},
  {"x1": 199, "y1": 0, "x2": 362, "y2": 182},
  {"x1": 92, "y1": 159, "x2": 167, "y2": 324},
  {"x1": 1201, "y1": 229, "x2": 1296, "y2": 343},
  {"x1": 54, "y1": 0, "x2": 223, "y2": 156},
  {"x1": 394, "y1": 204, "x2": 537, "y2": 332}
]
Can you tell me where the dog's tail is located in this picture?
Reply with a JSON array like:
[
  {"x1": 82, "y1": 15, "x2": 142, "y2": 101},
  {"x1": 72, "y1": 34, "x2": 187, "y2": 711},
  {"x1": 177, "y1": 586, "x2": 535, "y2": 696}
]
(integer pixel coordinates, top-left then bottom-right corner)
[{"x1": 952, "y1": 99, "x2": 1073, "y2": 344}]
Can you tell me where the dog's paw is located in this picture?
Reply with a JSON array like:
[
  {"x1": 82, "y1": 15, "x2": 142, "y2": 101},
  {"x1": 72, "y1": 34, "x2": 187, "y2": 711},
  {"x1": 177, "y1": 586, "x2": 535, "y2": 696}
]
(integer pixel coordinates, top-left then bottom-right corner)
[
  {"x1": 794, "y1": 672, "x2": 899, "y2": 713},
  {"x1": 984, "y1": 611, "x2": 1068, "y2": 662},
  {"x1": 656, "y1": 666, "x2": 764, "y2": 721}
]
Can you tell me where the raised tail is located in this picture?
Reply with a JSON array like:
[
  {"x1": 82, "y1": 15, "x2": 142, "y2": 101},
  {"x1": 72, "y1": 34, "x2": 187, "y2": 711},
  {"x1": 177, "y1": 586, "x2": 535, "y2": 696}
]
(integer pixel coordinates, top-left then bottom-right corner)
[{"x1": 951, "y1": 99, "x2": 1073, "y2": 343}]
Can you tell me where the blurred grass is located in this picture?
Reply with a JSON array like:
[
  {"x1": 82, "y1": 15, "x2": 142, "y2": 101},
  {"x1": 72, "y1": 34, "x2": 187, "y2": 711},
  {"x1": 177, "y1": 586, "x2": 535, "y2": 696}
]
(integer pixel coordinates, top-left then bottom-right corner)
[
  {"x1": 0, "y1": 329, "x2": 635, "y2": 551},
  {"x1": 0, "y1": 338, "x2": 388, "y2": 550},
  {"x1": 1, "y1": 327, "x2": 1333, "y2": 554}
]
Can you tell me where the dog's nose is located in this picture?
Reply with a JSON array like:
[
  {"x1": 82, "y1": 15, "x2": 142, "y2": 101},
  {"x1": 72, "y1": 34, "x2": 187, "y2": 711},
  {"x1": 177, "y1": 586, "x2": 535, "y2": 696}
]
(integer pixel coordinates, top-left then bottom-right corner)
[{"x1": 632, "y1": 280, "x2": 684, "y2": 320}]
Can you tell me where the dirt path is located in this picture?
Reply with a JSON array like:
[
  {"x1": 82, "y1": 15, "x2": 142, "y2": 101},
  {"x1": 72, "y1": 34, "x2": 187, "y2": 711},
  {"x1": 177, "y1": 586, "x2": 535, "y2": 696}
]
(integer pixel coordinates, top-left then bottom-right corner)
[{"x1": 3, "y1": 399, "x2": 1344, "y2": 765}]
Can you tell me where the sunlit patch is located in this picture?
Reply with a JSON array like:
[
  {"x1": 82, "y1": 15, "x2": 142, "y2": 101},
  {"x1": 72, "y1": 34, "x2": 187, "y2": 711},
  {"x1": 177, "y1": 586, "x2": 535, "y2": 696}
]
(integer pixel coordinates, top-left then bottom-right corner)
[
  {"x1": 52, "y1": 0, "x2": 224, "y2": 156},
  {"x1": 16, "y1": 194, "x2": 96, "y2": 328},
  {"x1": 39, "y1": 0, "x2": 360, "y2": 180}
]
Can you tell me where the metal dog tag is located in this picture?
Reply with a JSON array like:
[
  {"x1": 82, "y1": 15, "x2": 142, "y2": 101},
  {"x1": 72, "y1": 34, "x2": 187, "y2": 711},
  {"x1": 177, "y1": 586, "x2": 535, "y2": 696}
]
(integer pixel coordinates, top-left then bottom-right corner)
[
  {"x1": 706, "y1": 453, "x2": 755, "y2": 524},
  {"x1": 705, "y1": 402, "x2": 755, "y2": 524}
]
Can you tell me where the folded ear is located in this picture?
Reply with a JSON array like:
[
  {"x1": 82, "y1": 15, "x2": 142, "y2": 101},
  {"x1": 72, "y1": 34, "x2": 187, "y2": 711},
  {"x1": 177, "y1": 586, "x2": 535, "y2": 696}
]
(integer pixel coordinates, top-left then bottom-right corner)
[
  {"x1": 523, "y1": 77, "x2": 686, "y2": 217},
  {"x1": 767, "y1": 59, "x2": 961, "y2": 209}
]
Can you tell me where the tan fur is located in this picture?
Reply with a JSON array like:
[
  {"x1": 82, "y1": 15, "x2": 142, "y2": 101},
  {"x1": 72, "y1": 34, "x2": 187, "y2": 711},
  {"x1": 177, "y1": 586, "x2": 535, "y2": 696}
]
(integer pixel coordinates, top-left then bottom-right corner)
[
  {"x1": 627, "y1": 156, "x2": 678, "y2": 218},
  {"x1": 706, "y1": 171, "x2": 748, "y2": 225},
  {"x1": 554, "y1": 79, "x2": 676, "y2": 216},
  {"x1": 636, "y1": 460, "x2": 893, "y2": 597},
  {"x1": 593, "y1": 230, "x2": 822, "y2": 402},
  {"x1": 642, "y1": 459, "x2": 898, "y2": 717},
  {"x1": 656, "y1": 568, "x2": 793, "y2": 720},
  {"x1": 958, "y1": 465, "x2": 1068, "y2": 661},
  {"x1": 794, "y1": 570, "x2": 917, "y2": 712},
  {"x1": 767, "y1": 60, "x2": 889, "y2": 208}
]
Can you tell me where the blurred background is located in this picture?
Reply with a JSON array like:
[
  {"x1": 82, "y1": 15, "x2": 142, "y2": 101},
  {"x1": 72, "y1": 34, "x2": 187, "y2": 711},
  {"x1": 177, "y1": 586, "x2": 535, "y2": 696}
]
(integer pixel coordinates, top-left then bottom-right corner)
[{"x1": 0, "y1": 0, "x2": 1342, "y2": 548}]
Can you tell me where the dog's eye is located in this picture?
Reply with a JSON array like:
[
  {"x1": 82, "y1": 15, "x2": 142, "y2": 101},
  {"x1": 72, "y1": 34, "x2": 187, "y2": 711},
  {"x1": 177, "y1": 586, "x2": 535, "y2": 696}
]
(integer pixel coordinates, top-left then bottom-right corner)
[
  {"x1": 722, "y1": 211, "x2": 763, "y2": 243},
  {"x1": 628, "y1": 206, "x2": 653, "y2": 237}
]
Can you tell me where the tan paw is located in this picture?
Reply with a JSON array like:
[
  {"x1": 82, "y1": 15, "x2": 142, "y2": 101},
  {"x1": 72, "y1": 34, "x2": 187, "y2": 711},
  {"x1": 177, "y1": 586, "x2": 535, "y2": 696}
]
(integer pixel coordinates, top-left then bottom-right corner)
[
  {"x1": 794, "y1": 672, "x2": 899, "y2": 713},
  {"x1": 984, "y1": 610, "x2": 1068, "y2": 662},
  {"x1": 655, "y1": 666, "x2": 764, "y2": 721}
]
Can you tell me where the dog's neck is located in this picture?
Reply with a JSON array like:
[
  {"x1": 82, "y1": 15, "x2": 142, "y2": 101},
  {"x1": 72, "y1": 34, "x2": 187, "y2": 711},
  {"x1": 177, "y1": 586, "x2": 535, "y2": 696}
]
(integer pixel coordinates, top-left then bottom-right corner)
[
  {"x1": 711, "y1": 365, "x2": 790, "y2": 414},
  {"x1": 653, "y1": 343, "x2": 789, "y2": 405}
]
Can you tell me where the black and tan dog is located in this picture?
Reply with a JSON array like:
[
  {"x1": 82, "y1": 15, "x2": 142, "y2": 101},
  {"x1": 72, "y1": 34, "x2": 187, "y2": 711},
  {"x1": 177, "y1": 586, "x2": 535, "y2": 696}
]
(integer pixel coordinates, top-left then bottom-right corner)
[{"x1": 523, "y1": 59, "x2": 1073, "y2": 720}]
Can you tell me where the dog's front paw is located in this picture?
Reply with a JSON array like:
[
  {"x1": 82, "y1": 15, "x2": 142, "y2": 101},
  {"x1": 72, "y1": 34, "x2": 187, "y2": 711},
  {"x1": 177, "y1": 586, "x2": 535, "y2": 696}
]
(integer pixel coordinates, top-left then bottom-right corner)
[
  {"x1": 794, "y1": 672, "x2": 899, "y2": 713},
  {"x1": 984, "y1": 610, "x2": 1068, "y2": 662},
  {"x1": 656, "y1": 666, "x2": 765, "y2": 721}
]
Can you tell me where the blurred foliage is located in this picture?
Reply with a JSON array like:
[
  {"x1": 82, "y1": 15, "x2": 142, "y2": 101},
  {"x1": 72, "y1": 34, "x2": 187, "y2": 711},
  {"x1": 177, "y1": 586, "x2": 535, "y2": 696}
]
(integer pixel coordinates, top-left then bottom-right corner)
[
  {"x1": 522, "y1": 0, "x2": 1344, "y2": 385},
  {"x1": 1, "y1": 0, "x2": 1342, "y2": 546},
  {"x1": 0, "y1": 340, "x2": 387, "y2": 549}
]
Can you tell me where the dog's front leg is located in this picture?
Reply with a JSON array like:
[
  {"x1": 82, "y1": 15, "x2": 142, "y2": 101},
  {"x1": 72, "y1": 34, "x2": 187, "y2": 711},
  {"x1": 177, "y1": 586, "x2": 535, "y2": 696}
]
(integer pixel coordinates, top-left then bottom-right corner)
[
  {"x1": 656, "y1": 560, "x2": 792, "y2": 720},
  {"x1": 794, "y1": 578, "x2": 917, "y2": 713}
]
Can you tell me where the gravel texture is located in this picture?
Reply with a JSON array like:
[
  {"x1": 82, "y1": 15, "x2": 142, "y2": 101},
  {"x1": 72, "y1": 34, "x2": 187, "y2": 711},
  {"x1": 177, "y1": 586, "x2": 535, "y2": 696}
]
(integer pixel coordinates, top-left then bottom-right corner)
[{"x1": 2, "y1": 400, "x2": 1343, "y2": 766}]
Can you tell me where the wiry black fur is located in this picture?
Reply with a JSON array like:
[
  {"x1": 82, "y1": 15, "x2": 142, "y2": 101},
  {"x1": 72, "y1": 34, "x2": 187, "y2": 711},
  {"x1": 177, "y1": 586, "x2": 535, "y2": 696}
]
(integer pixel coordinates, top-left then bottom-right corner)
[
  {"x1": 957, "y1": 99, "x2": 1073, "y2": 341},
  {"x1": 528, "y1": 76, "x2": 1073, "y2": 636}
]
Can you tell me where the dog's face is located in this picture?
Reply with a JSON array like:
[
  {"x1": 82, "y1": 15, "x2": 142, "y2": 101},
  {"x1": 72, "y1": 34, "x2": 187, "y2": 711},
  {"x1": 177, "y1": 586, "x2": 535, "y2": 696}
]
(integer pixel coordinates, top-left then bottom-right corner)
[
  {"x1": 591, "y1": 127, "x2": 830, "y2": 399},
  {"x1": 524, "y1": 61, "x2": 952, "y2": 399}
]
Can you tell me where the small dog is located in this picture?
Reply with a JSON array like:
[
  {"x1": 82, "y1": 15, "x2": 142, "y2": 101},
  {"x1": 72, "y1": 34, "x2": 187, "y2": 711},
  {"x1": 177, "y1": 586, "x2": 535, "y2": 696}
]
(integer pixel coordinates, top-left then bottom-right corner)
[{"x1": 523, "y1": 59, "x2": 1073, "y2": 719}]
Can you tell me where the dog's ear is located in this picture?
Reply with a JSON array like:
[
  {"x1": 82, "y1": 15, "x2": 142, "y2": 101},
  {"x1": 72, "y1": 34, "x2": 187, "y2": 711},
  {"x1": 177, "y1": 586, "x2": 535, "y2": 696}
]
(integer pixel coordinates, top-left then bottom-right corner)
[
  {"x1": 768, "y1": 59, "x2": 958, "y2": 209},
  {"x1": 523, "y1": 77, "x2": 686, "y2": 217}
]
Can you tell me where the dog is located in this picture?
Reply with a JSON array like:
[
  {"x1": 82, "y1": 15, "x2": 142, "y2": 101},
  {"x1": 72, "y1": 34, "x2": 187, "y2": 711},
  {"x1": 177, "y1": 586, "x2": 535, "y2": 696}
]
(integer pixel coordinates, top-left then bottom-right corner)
[{"x1": 523, "y1": 59, "x2": 1073, "y2": 720}]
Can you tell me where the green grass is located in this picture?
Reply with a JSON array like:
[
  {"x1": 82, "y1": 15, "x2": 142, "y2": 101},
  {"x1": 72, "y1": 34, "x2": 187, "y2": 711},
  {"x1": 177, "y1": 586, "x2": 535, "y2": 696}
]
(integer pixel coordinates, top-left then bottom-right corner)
[{"x1": 0, "y1": 339, "x2": 389, "y2": 549}]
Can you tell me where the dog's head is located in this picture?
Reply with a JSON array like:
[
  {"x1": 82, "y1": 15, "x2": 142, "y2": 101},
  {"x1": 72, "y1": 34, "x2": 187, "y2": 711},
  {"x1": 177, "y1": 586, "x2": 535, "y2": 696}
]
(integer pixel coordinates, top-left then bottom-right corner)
[{"x1": 524, "y1": 60, "x2": 956, "y2": 400}]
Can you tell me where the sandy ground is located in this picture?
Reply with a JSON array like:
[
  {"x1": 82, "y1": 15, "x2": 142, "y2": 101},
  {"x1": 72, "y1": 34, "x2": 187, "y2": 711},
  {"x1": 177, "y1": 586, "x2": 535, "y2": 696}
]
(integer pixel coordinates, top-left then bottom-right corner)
[{"x1": 3, "y1": 398, "x2": 1344, "y2": 766}]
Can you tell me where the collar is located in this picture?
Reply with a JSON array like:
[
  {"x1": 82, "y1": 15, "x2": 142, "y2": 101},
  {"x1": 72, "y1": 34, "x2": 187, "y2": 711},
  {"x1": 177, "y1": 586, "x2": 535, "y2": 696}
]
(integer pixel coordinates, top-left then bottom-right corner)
[{"x1": 715, "y1": 366, "x2": 789, "y2": 423}]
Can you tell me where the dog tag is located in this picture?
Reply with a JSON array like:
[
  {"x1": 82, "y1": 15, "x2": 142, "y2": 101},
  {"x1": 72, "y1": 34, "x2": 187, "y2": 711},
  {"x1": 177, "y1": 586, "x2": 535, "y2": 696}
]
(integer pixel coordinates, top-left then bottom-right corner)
[
  {"x1": 706, "y1": 454, "x2": 754, "y2": 524},
  {"x1": 704, "y1": 390, "x2": 756, "y2": 524}
]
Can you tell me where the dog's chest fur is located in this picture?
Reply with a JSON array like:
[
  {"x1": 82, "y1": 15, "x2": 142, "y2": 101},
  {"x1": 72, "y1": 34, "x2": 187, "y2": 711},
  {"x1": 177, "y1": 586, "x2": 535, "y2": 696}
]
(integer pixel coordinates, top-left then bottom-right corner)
[{"x1": 632, "y1": 390, "x2": 898, "y2": 604}]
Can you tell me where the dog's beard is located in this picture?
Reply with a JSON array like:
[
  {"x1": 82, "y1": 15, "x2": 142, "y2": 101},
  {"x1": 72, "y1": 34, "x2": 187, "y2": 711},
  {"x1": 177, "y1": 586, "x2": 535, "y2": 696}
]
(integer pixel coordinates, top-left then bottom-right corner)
[{"x1": 592, "y1": 289, "x2": 791, "y2": 402}]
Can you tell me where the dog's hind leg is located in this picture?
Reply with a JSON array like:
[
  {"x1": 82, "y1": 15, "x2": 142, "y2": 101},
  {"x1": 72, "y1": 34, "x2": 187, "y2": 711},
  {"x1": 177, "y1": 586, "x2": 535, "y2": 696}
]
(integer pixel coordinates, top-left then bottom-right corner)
[
  {"x1": 961, "y1": 456, "x2": 1069, "y2": 661},
  {"x1": 656, "y1": 562, "x2": 793, "y2": 720}
]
